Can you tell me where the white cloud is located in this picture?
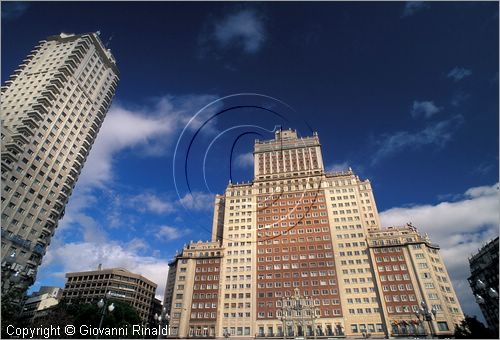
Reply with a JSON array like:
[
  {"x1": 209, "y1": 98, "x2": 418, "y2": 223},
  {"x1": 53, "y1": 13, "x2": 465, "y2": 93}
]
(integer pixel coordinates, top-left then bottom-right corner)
[
  {"x1": 448, "y1": 67, "x2": 473, "y2": 82},
  {"x1": 411, "y1": 100, "x2": 441, "y2": 119},
  {"x1": 179, "y1": 191, "x2": 215, "y2": 211},
  {"x1": 235, "y1": 152, "x2": 254, "y2": 168},
  {"x1": 79, "y1": 94, "x2": 218, "y2": 188},
  {"x1": 380, "y1": 183, "x2": 499, "y2": 318},
  {"x1": 2, "y1": 2, "x2": 29, "y2": 20},
  {"x1": 371, "y1": 115, "x2": 463, "y2": 164},
  {"x1": 213, "y1": 9, "x2": 266, "y2": 54},
  {"x1": 156, "y1": 225, "x2": 191, "y2": 241},
  {"x1": 401, "y1": 1, "x2": 430, "y2": 18},
  {"x1": 40, "y1": 241, "x2": 170, "y2": 300},
  {"x1": 451, "y1": 91, "x2": 470, "y2": 107},
  {"x1": 127, "y1": 193, "x2": 174, "y2": 214},
  {"x1": 326, "y1": 162, "x2": 350, "y2": 173}
]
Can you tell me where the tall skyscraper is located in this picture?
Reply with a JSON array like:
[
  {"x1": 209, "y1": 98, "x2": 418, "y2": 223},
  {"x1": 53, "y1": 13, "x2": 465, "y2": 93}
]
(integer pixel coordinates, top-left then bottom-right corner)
[
  {"x1": 165, "y1": 129, "x2": 464, "y2": 338},
  {"x1": 1, "y1": 32, "x2": 119, "y2": 295}
]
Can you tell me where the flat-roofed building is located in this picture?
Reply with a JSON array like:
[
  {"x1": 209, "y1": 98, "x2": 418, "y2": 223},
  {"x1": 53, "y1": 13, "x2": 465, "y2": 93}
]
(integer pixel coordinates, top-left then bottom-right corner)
[{"x1": 62, "y1": 267, "x2": 157, "y2": 323}]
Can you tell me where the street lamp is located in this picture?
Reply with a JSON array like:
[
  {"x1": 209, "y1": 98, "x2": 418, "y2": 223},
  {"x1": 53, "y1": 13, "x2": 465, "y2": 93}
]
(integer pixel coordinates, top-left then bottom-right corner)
[
  {"x1": 475, "y1": 279, "x2": 499, "y2": 302},
  {"x1": 415, "y1": 300, "x2": 437, "y2": 338},
  {"x1": 96, "y1": 291, "x2": 114, "y2": 339},
  {"x1": 154, "y1": 306, "x2": 170, "y2": 339},
  {"x1": 474, "y1": 279, "x2": 499, "y2": 334}
]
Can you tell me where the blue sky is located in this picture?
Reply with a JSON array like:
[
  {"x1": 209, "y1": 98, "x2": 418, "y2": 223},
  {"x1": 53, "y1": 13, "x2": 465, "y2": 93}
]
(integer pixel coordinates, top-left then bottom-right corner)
[{"x1": 2, "y1": 1, "x2": 498, "y2": 321}]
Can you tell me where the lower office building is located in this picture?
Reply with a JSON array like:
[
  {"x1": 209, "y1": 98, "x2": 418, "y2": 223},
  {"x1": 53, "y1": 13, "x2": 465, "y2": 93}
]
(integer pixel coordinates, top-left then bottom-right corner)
[
  {"x1": 19, "y1": 286, "x2": 62, "y2": 323},
  {"x1": 62, "y1": 266, "x2": 157, "y2": 323},
  {"x1": 165, "y1": 241, "x2": 224, "y2": 337}
]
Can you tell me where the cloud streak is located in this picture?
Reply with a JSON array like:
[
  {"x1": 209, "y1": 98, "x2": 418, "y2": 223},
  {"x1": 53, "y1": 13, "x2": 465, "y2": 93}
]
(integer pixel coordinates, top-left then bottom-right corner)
[
  {"x1": 205, "y1": 9, "x2": 266, "y2": 54},
  {"x1": 371, "y1": 115, "x2": 464, "y2": 164},
  {"x1": 411, "y1": 100, "x2": 441, "y2": 119},
  {"x1": 401, "y1": 1, "x2": 430, "y2": 18},
  {"x1": 156, "y1": 225, "x2": 191, "y2": 241},
  {"x1": 1, "y1": 2, "x2": 29, "y2": 21},
  {"x1": 448, "y1": 67, "x2": 472, "y2": 82},
  {"x1": 235, "y1": 152, "x2": 254, "y2": 168},
  {"x1": 326, "y1": 162, "x2": 350, "y2": 173}
]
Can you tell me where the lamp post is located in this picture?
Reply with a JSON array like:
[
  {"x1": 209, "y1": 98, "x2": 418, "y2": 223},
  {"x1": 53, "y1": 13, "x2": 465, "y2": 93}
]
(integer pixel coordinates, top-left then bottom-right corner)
[
  {"x1": 475, "y1": 279, "x2": 499, "y2": 303},
  {"x1": 154, "y1": 306, "x2": 170, "y2": 339},
  {"x1": 279, "y1": 312, "x2": 286, "y2": 339},
  {"x1": 415, "y1": 300, "x2": 437, "y2": 339},
  {"x1": 474, "y1": 279, "x2": 499, "y2": 334},
  {"x1": 96, "y1": 291, "x2": 115, "y2": 339}
]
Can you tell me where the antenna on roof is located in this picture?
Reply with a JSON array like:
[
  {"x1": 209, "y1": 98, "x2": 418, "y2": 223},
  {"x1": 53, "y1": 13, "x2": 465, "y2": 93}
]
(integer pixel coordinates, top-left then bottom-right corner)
[{"x1": 105, "y1": 33, "x2": 115, "y2": 48}]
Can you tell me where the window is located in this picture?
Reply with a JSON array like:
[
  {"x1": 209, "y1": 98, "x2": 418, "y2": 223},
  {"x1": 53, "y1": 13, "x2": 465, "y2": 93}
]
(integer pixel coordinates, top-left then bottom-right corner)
[
  {"x1": 437, "y1": 322, "x2": 449, "y2": 331},
  {"x1": 351, "y1": 325, "x2": 358, "y2": 333}
]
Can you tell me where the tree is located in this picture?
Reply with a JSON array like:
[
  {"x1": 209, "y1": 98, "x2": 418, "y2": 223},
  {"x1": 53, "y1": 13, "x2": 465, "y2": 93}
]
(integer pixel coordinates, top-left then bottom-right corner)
[
  {"x1": 1, "y1": 291, "x2": 24, "y2": 338},
  {"x1": 454, "y1": 315, "x2": 496, "y2": 339},
  {"x1": 24, "y1": 298, "x2": 143, "y2": 339}
]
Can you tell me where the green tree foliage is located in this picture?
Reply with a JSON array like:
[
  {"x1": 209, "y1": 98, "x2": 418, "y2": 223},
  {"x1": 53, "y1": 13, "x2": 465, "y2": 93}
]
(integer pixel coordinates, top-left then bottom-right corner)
[
  {"x1": 9, "y1": 298, "x2": 143, "y2": 339},
  {"x1": 1, "y1": 291, "x2": 24, "y2": 338},
  {"x1": 454, "y1": 315, "x2": 496, "y2": 339}
]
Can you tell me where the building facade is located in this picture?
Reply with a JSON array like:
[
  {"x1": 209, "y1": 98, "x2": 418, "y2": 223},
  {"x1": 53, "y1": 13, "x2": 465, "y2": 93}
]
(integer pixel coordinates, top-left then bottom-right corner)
[
  {"x1": 368, "y1": 225, "x2": 464, "y2": 337},
  {"x1": 19, "y1": 286, "x2": 63, "y2": 323},
  {"x1": 1, "y1": 32, "x2": 119, "y2": 294},
  {"x1": 165, "y1": 129, "x2": 464, "y2": 338},
  {"x1": 62, "y1": 267, "x2": 157, "y2": 323},
  {"x1": 468, "y1": 237, "x2": 499, "y2": 335},
  {"x1": 166, "y1": 241, "x2": 224, "y2": 337}
]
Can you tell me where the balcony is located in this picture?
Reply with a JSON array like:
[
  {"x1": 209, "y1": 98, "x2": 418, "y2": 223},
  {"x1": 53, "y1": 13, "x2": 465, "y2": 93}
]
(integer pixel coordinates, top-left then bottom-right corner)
[
  {"x1": 36, "y1": 96, "x2": 51, "y2": 109},
  {"x1": 73, "y1": 45, "x2": 86, "y2": 56},
  {"x1": 33, "y1": 243, "x2": 46, "y2": 256},
  {"x1": 32, "y1": 103, "x2": 48, "y2": 115},
  {"x1": 80, "y1": 143, "x2": 89, "y2": 154},
  {"x1": 46, "y1": 84, "x2": 60, "y2": 95},
  {"x1": 88, "y1": 125, "x2": 97, "y2": 136},
  {"x1": 12, "y1": 134, "x2": 29, "y2": 147},
  {"x1": 5, "y1": 141, "x2": 23, "y2": 154},
  {"x1": 53, "y1": 72, "x2": 68, "y2": 83},
  {"x1": 58, "y1": 65, "x2": 73, "y2": 77},
  {"x1": 49, "y1": 77, "x2": 64, "y2": 89},
  {"x1": 62, "y1": 183, "x2": 72, "y2": 193},
  {"x1": 41, "y1": 90, "x2": 57, "y2": 101},
  {"x1": 57, "y1": 194, "x2": 67, "y2": 205},
  {"x1": 67, "y1": 172, "x2": 75, "y2": 183},
  {"x1": 65, "y1": 59, "x2": 78, "y2": 70},
  {"x1": 42, "y1": 226, "x2": 53, "y2": 236},
  {"x1": 68, "y1": 53, "x2": 82, "y2": 63},
  {"x1": 22, "y1": 117, "x2": 40, "y2": 130},
  {"x1": 46, "y1": 214, "x2": 58, "y2": 225},
  {"x1": 16, "y1": 126, "x2": 35, "y2": 137},
  {"x1": 2, "y1": 159, "x2": 13, "y2": 172},
  {"x1": 26, "y1": 259, "x2": 38, "y2": 267}
]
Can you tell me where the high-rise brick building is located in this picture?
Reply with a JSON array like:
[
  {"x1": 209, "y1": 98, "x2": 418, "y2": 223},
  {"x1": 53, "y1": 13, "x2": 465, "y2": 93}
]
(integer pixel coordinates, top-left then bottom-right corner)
[
  {"x1": 165, "y1": 129, "x2": 463, "y2": 338},
  {"x1": 1, "y1": 32, "x2": 119, "y2": 295}
]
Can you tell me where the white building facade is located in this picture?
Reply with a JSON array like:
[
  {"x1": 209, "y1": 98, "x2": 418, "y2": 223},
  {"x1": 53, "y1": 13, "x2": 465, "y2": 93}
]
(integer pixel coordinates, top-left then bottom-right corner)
[{"x1": 1, "y1": 32, "x2": 119, "y2": 294}]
